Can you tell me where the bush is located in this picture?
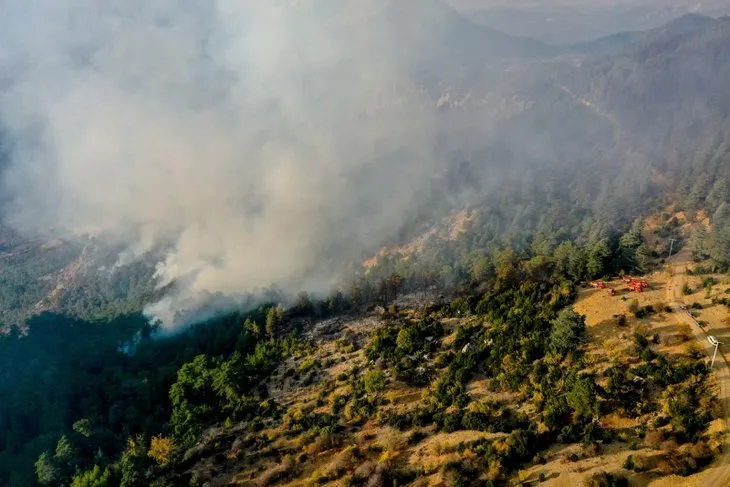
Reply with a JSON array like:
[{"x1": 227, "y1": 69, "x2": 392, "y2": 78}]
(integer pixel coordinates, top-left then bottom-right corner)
[
  {"x1": 643, "y1": 430, "x2": 663, "y2": 449},
  {"x1": 682, "y1": 284, "x2": 694, "y2": 295},
  {"x1": 677, "y1": 324, "x2": 692, "y2": 342},
  {"x1": 550, "y1": 308, "x2": 586, "y2": 355},
  {"x1": 147, "y1": 436, "x2": 176, "y2": 466},
  {"x1": 689, "y1": 441, "x2": 713, "y2": 463},
  {"x1": 633, "y1": 333, "x2": 649, "y2": 350},
  {"x1": 584, "y1": 472, "x2": 628, "y2": 487},
  {"x1": 299, "y1": 358, "x2": 319, "y2": 373},
  {"x1": 702, "y1": 277, "x2": 718, "y2": 288},
  {"x1": 640, "y1": 347, "x2": 655, "y2": 362},
  {"x1": 631, "y1": 455, "x2": 650, "y2": 472},
  {"x1": 70, "y1": 466, "x2": 114, "y2": 487},
  {"x1": 363, "y1": 369, "x2": 387, "y2": 395},
  {"x1": 256, "y1": 455, "x2": 297, "y2": 486}
]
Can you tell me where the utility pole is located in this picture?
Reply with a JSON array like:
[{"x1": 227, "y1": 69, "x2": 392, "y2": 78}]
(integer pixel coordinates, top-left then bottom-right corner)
[
  {"x1": 668, "y1": 238, "x2": 676, "y2": 258},
  {"x1": 708, "y1": 336, "x2": 722, "y2": 368}
]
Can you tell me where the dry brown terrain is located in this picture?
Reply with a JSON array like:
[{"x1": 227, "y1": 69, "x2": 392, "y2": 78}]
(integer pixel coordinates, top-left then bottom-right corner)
[
  {"x1": 565, "y1": 249, "x2": 730, "y2": 487},
  {"x1": 180, "y1": 250, "x2": 729, "y2": 486}
]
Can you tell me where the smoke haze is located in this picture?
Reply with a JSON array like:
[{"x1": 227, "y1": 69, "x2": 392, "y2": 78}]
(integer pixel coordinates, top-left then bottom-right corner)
[{"x1": 0, "y1": 1, "x2": 440, "y2": 324}]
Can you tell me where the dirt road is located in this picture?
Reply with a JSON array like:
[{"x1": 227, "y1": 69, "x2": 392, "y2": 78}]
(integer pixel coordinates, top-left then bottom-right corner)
[{"x1": 662, "y1": 250, "x2": 730, "y2": 487}]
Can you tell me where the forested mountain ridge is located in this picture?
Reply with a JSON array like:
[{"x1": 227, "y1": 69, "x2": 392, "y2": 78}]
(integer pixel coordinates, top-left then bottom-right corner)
[
  {"x1": 452, "y1": 0, "x2": 730, "y2": 45},
  {"x1": 564, "y1": 13, "x2": 730, "y2": 165}
]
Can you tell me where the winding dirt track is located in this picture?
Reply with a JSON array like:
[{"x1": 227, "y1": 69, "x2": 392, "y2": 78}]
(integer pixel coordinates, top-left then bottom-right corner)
[{"x1": 663, "y1": 250, "x2": 730, "y2": 487}]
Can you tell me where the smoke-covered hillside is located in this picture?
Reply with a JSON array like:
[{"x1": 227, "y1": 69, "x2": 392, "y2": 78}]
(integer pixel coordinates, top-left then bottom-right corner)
[
  {"x1": 2, "y1": 4, "x2": 730, "y2": 485},
  {"x1": 0, "y1": 3, "x2": 729, "y2": 326}
]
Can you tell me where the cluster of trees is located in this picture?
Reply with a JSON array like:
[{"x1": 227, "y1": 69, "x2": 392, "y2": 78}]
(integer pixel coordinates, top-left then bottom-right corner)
[
  {"x1": 0, "y1": 301, "x2": 299, "y2": 486},
  {"x1": 690, "y1": 203, "x2": 730, "y2": 271},
  {"x1": 361, "y1": 251, "x2": 712, "y2": 482},
  {"x1": 366, "y1": 316, "x2": 444, "y2": 386}
]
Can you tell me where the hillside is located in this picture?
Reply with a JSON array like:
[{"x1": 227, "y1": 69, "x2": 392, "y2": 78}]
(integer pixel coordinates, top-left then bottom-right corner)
[
  {"x1": 8, "y1": 237, "x2": 725, "y2": 487},
  {"x1": 562, "y1": 14, "x2": 730, "y2": 169},
  {"x1": 3, "y1": 4, "x2": 730, "y2": 487}
]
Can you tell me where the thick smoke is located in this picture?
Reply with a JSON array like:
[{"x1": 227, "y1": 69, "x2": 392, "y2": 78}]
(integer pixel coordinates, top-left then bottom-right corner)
[{"x1": 0, "y1": 1, "x2": 439, "y2": 325}]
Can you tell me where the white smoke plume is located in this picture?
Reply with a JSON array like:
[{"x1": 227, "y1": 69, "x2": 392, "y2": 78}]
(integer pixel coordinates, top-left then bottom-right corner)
[{"x1": 0, "y1": 1, "x2": 440, "y2": 325}]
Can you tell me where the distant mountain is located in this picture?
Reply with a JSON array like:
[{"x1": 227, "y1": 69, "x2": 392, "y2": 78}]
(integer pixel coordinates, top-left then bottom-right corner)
[
  {"x1": 570, "y1": 30, "x2": 652, "y2": 55},
  {"x1": 564, "y1": 14, "x2": 730, "y2": 168},
  {"x1": 356, "y1": 0, "x2": 559, "y2": 77},
  {"x1": 415, "y1": 11, "x2": 730, "y2": 228},
  {"x1": 380, "y1": 0, "x2": 554, "y2": 57},
  {"x1": 453, "y1": 0, "x2": 730, "y2": 45},
  {"x1": 570, "y1": 13, "x2": 716, "y2": 54}
]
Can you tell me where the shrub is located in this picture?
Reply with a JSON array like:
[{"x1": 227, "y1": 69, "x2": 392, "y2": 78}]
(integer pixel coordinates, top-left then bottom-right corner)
[
  {"x1": 363, "y1": 369, "x2": 387, "y2": 395},
  {"x1": 310, "y1": 446, "x2": 358, "y2": 483},
  {"x1": 682, "y1": 283, "x2": 693, "y2": 295},
  {"x1": 148, "y1": 436, "x2": 176, "y2": 466},
  {"x1": 640, "y1": 347, "x2": 655, "y2": 362},
  {"x1": 702, "y1": 277, "x2": 718, "y2": 288},
  {"x1": 643, "y1": 430, "x2": 663, "y2": 449},
  {"x1": 299, "y1": 358, "x2": 319, "y2": 374},
  {"x1": 677, "y1": 324, "x2": 692, "y2": 342},
  {"x1": 689, "y1": 441, "x2": 712, "y2": 463},
  {"x1": 550, "y1": 308, "x2": 586, "y2": 355},
  {"x1": 659, "y1": 453, "x2": 699, "y2": 477},
  {"x1": 352, "y1": 461, "x2": 376, "y2": 482},
  {"x1": 406, "y1": 430, "x2": 427, "y2": 446},
  {"x1": 631, "y1": 455, "x2": 650, "y2": 472},
  {"x1": 257, "y1": 455, "x2": 297, "y2": 486},
  {"x1": 70, "y1": 466, "x2": 114, "y2": 487},
  {"x1": 633, "y1": 332, "x2": 649, "y2": 350},
  {"x1": 306, "y1": 432, "x2": 342, "y2": 455},
  {"x1": 584, "y1": 472, "x2": 628, "y2": 487}
]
